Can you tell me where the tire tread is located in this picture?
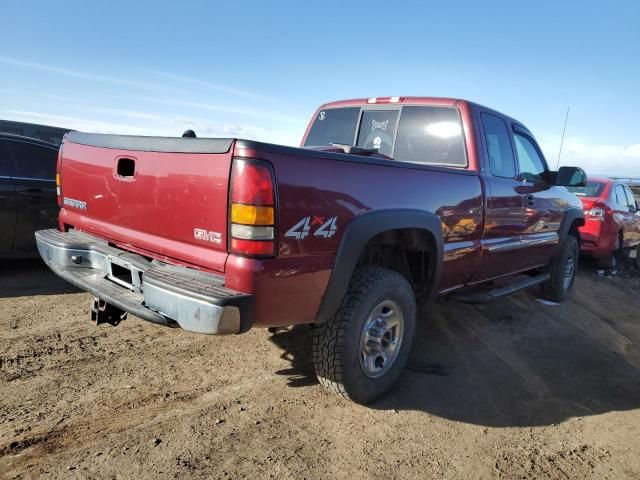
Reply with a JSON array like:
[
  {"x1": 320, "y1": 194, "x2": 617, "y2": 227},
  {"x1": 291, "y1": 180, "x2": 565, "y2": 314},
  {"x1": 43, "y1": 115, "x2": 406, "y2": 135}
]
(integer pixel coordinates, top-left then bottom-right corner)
[{"x1": 312, "y1": 267, "x2": 408, "y2": 400}]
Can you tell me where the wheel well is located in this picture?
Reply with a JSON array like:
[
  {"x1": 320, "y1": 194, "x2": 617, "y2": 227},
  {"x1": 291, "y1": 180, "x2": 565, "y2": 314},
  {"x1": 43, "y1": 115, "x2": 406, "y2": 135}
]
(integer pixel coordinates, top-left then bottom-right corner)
[{"x1": 356, "y1": 228, "x2": 437, "y2": 302}]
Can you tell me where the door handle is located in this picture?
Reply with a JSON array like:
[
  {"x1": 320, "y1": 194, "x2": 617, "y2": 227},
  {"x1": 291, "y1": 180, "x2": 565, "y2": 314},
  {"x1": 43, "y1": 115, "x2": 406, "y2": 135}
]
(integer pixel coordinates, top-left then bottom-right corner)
[{"x1": 526, "y1": 195, "x2": 535, "y2": 207}]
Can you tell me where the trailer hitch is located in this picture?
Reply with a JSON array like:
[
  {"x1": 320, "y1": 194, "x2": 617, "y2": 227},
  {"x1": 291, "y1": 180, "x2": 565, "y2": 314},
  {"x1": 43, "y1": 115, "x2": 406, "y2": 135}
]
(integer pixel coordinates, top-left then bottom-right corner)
[{"x1": 90, "y1": 297, "x2": 128, "y2": 326}]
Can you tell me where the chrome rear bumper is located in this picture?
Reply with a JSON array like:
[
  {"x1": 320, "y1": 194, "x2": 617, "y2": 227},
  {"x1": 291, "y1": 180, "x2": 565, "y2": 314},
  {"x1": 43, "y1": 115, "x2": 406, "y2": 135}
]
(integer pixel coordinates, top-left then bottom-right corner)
[{"x1": 35, "y1": 229, "x2": 253, "y2": 334}]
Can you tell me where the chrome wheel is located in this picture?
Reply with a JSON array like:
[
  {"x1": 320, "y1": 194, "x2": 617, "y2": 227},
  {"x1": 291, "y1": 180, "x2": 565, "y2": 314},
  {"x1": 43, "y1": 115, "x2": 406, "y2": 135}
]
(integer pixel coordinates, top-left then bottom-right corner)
[
  {"x1": 359, "y1": 300, "x2": 404, "y2": 378},
  {"x1": 563, "y1": 253, "x2": 576, "y2": 290}
]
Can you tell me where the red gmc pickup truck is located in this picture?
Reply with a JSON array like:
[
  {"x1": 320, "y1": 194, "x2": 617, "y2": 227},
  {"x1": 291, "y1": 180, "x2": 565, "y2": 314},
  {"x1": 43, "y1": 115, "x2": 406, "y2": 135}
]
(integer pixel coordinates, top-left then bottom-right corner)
[{"x1": 36, "y1": 97, "x2": 587, "y2": 404}]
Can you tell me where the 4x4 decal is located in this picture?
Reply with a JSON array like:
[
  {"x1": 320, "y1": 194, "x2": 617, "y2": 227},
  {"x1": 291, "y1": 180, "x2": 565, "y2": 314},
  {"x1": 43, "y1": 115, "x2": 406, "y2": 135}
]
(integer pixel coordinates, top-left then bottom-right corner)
[{"x1": 285, "y1": 216, "x2": 337, "y2": 239}]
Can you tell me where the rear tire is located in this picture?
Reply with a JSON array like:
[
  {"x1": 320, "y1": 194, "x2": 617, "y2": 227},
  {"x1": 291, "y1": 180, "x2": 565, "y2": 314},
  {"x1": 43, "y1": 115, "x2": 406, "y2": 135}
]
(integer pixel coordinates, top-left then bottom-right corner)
[
  {"x1": 599, "y1": 233, "x2": 623, "y2": 270},
  {"x1": 540, "y1": 235, "x2": 579, "y2": 302},
  {"x1": 312, "y1": 267, "x2": 416, "y2": 404},
  {"x1": 632, "y1": 244, "x2": 640, "y2": 270}
]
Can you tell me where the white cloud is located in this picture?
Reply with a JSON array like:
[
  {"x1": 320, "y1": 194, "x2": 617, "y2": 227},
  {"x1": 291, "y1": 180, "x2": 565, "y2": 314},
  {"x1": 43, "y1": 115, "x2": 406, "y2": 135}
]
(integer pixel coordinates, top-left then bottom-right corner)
[
  {"x1": 144, "y1": 96, "x2": 301, "y2": 123},
  {"x1": 2, "y1": 108, "x2": 302, "y2": 146},
  {"x1": 153, "y1": 71, "x2": 275, "y2": 102},
  {"x1": 0, "y1": 56, "x2": 304, "y2": 144},
  {"x1": 0, "y1": 56, "x2": 175, "y2": 94},
  {"x1": 541, "y1": 138, "x2": 640, "y2": 177}
]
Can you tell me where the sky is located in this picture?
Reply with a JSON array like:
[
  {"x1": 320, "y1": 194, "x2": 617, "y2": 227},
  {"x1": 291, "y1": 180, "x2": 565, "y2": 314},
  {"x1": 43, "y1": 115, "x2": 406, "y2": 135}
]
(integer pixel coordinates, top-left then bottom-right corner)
[{"x1": 1, "y1": 0, "x2": 638, "y2": 176}]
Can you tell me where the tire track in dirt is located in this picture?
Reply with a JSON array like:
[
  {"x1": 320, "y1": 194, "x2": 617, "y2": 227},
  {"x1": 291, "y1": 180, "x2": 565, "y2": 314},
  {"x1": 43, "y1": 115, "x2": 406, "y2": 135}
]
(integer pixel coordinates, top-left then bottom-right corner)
[{"x1": 495, "y1": 443, "x2": 612, "y2": 479}]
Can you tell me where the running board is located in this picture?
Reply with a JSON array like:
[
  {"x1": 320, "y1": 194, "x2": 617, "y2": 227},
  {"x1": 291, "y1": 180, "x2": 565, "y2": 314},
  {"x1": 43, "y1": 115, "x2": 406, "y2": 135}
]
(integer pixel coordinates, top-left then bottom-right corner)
[{"x1": 452, "y1": 273, "x2": 550, "y2": 304}]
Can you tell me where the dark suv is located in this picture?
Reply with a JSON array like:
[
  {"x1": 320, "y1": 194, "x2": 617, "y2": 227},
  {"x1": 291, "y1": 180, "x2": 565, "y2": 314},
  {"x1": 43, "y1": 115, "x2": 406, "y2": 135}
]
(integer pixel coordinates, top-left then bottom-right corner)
[{"x1": 1, "y1": 133, "x2": 59, "y2": 258}]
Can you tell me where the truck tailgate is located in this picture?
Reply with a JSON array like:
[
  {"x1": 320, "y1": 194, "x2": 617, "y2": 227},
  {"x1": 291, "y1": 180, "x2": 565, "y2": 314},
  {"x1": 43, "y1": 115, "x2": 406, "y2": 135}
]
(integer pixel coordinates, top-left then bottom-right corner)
[{"x1": 58, "y1": 133, "x2": 235, "y2": 272}]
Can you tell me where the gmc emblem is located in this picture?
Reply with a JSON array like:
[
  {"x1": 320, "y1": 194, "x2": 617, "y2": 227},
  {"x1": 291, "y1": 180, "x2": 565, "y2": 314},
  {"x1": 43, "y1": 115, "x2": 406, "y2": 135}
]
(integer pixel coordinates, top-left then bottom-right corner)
[{"x1": 194, "y1": 228, "x2": 222, "y2": 244}]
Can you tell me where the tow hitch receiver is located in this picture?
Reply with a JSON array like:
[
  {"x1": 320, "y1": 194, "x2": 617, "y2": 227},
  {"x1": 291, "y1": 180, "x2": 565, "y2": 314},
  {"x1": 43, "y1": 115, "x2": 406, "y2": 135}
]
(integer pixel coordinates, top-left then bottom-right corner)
[{"x1": 91, "y1": 297, "x2": 128, "y2": 326}]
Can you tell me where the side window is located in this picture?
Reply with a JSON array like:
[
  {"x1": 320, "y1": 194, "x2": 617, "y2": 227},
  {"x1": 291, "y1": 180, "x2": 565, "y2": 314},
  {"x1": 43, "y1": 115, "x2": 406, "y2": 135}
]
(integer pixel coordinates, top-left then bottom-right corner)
[
  {"x1": 480, "y1": 113, "x2": 515, "y2": 178},
  {"x1": 0, "y1": 141, "x2": 15, "y2": 177},
  {"x1": 513, "y1": 134, "x2": 547, "y2": 183},
  {"x1": 618, "y1": 185, "x2": 635, "y2": 209},
  {"x1": 6, "y1": 141, "x2": 57, "y2": 180},
  {"x1": 624, "y1": 186, "x2": 638, "y2": 209},
  {"x1": 614, "y1": 185, "x2": 627, "y2": 207}
]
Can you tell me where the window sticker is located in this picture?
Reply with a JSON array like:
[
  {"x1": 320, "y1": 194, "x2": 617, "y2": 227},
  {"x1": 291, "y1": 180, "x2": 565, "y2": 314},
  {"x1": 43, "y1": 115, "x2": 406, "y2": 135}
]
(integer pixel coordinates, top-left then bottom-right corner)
[
  {"x1": 371, "y1": 119, "x2": 389, "y2": 131},
  {"x1": 285, "y1": 216, "x2": 338, "y2": 239}
]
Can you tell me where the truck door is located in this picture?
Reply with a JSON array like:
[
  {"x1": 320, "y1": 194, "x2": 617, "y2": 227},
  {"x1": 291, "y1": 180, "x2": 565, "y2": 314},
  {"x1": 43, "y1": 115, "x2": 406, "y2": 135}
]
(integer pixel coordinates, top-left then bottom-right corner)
[
  {"x1": 614, "y1": 184, "x2": 636, "y2": 248},
  {"x1": 0, "y1": 140, "x2": 17, "y2": 256},
  {"x1": 471, "y1": 112, "x2": 529, "y2": 282},
  {"x1": 6, "y1": 139, "x2": 58, "y2": 255},
  {"x1": 622, "y1": 185, "x2": 640, "y2": 247},
  {"x1": 512, "y1": 130, "x2": 564, "y2": 269}
]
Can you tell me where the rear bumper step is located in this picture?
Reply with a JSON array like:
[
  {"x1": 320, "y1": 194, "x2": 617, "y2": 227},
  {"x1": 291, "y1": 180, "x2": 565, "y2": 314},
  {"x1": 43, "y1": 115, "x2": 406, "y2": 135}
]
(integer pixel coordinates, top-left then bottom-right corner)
[{"x1": 35, "y1": 229, "x2": 253, "y2": 334}]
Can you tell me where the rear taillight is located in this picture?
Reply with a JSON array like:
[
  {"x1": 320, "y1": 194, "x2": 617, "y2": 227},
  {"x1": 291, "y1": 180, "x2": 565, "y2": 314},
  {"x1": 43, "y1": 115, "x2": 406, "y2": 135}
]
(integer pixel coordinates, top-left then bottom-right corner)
[
  {"x1": 56, "y1": 144, "x2": 63, "y2": 207},
  {"x1": 229, "y1": 158, "x2": 276, "y2": 257},
  {"x1": 586, "y1": 203, "x2": 608, "y2": 220}
]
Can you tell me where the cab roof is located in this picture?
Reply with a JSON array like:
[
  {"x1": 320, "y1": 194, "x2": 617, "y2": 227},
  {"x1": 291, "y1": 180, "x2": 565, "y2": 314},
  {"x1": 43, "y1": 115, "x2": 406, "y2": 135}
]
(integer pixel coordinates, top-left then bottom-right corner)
[{"x1": 319, "y1": 97, "x2": 531, "y2": 134}]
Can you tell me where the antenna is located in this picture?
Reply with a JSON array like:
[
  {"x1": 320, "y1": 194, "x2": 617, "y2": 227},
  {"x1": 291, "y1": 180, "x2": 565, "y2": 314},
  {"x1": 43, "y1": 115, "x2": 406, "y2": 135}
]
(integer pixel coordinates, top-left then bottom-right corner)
[{"x1": 556, "y1": 107, "x2": 570, "y2": 169}]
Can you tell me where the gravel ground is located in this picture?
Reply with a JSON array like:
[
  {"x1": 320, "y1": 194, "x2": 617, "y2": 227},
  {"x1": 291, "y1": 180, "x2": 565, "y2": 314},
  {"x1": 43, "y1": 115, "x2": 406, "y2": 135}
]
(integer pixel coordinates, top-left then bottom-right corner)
[{"x1": 1, "y1": 259, "x2": 639, "y2": 479}]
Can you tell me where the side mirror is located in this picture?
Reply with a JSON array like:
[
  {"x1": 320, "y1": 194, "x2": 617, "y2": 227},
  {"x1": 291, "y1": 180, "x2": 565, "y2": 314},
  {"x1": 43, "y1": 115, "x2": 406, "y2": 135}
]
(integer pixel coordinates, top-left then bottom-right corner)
[{"x1": 555, "y1": 166, "x2": 587, "y2": 187}]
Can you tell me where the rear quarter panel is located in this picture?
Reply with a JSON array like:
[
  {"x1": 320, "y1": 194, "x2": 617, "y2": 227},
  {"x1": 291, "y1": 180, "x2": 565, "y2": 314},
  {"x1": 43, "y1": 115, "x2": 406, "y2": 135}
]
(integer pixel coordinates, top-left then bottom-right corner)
[{"x1": 230, "y1": 143, "x2": 483, "y2": 326}]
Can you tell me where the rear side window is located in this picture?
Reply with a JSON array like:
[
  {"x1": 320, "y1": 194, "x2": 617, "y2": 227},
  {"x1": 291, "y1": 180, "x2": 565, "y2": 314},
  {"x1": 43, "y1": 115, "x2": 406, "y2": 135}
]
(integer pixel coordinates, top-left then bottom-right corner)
[
  {"x1": 613, "y1": 185, "x2": 625, "y2": 207},
  {"x1": 481, "y1": 113, "x2": 515, "y2": 178},
  {"x1": 394, "y1": 106, "x2": 466, "y2": 166},
  {"x1": 34, "y1": 129, "x2": 63, "y2": 145},
  {"x1": 615, "y1": 184, "x2": 635, "y2": 209},
  {"x1": 356, "y1": 110, "x2": 399, "y2": 157},
  {"x1": 566, "y1": 181, "x2": 606, "y2": 197},
  {"x1": 0, "y1": 141, "x2": 15, "y2": 177},
  {"x1": 6, "y1": 141, "x2": 57, "y2": 180},
  {"x1": 513, "y1": 134, "x2": 547, "y2": 182},
  {"x1": 0, "y1": 127, "x2": 23, "y2": 136},
  {"x1": 624, "y1": 185, "x2": 637, "y2": 209},
  {"x1": 304, "y1": 107, "x2": 360, "y2": 147}
]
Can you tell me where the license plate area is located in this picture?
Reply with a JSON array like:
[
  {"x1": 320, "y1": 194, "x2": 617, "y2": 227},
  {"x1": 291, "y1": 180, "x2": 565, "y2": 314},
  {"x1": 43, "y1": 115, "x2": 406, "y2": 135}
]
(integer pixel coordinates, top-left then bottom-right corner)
[{"x1": 106, "y1": 255, "x2": 143, "y2": 292}]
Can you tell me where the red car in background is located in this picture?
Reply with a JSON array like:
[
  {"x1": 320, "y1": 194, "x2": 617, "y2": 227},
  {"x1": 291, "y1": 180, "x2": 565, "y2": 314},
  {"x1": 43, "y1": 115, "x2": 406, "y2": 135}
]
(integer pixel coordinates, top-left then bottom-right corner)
[{"x1": 567, "y1": 177, "x2": 640, "y2": 267}]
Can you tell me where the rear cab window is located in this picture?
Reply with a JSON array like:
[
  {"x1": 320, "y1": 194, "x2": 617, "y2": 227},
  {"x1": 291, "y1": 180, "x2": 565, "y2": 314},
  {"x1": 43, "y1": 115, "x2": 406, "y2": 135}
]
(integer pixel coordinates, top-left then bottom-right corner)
[
  {"x1": 356, "y1": 110, "x2": 399, "y2": 156},
  {"x1": 566, "y1": 181, "x2": 606, "y2": 197},
  {"x1": 304, "y1": 107, "x2": 360, "y2": 148},
  {"x1": 304, "y1": 105, "x2": 467, "y2": 167}
]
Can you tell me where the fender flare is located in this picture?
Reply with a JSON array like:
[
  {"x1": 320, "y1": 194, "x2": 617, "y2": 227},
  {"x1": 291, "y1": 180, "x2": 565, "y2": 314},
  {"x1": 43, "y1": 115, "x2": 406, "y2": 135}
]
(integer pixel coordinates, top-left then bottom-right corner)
[
  {"x1": 557, "y1": 207, "x2": 585, "y2": 252},
  {"x1": 314, "y1": 209, "x2": 443, "y2": 324}
]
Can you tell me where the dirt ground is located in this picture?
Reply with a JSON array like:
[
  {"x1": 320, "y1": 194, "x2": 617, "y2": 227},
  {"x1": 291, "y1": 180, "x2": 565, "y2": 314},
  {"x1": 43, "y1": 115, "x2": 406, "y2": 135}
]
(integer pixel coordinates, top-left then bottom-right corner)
[{"x1": 1, "y1": 260, "x2": 639, "y2": 479}]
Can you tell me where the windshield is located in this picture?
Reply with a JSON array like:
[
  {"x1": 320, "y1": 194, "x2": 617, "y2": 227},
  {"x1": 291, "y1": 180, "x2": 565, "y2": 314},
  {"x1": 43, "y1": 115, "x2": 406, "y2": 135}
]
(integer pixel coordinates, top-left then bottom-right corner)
[
  {"x1": 304, "y1": 105, "x2": 467, "y2": 167},
  {"x1": 566, "y1": 181, "x2": 606, "y2": 197}
]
